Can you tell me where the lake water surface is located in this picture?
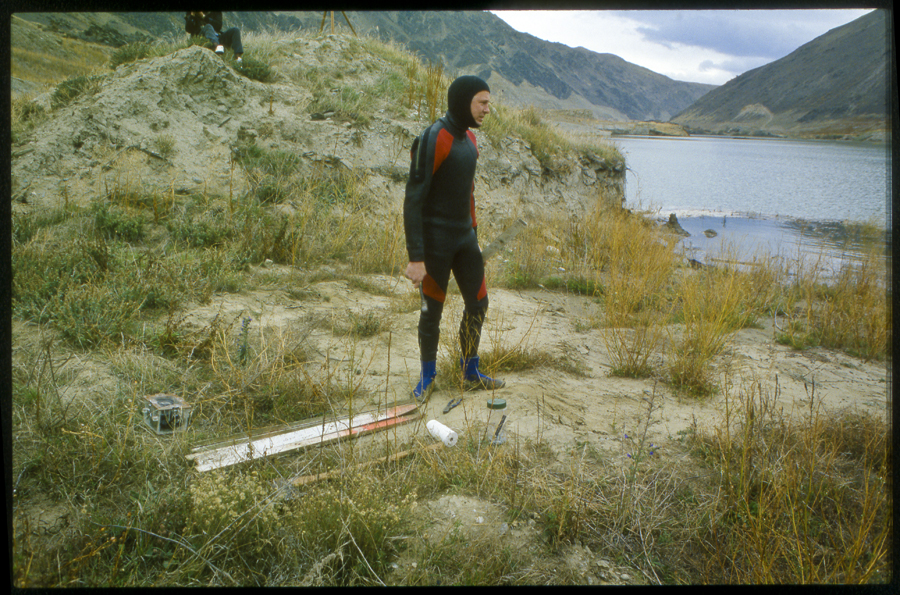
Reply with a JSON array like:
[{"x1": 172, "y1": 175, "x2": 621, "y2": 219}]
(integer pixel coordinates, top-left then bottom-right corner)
[{"x1": 613, "y1": 135, "x2": 891, "y2": 268}]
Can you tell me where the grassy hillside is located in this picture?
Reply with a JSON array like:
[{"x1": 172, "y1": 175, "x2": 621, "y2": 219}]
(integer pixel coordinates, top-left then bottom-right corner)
[{"x1": 11, "y1": 15, "x2": 116, "y2": 95}]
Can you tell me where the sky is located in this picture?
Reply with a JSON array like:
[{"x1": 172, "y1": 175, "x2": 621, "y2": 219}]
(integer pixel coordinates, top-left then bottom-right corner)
[{"x1": 490, "y1": 8, "x2": 876, "y2": 86}]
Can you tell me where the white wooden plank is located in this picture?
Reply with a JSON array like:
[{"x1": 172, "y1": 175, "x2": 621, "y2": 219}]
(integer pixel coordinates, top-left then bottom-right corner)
[{"x1": 187, "y1": 404, "x2": 419, "y2": 471}]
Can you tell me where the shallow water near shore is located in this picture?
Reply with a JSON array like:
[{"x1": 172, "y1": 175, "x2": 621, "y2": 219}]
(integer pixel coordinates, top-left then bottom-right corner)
[
  {"x1": 667, "y1": 212, "x2": 889, "y2": 273},
  {"x1": 615, "y1": 135, "x2": 890, "y2": 272}
]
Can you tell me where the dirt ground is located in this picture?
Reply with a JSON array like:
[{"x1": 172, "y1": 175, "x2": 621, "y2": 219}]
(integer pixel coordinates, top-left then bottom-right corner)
[
  {"x1": 177, "y1": 263, "x2": 890, "y2": 583},
  {"x1": 180, "y1": 264, "x2": 889, "y2": 453}
]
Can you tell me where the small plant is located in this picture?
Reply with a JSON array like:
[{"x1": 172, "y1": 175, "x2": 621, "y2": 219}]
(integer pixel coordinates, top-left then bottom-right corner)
[
  {"x1": 167, "y1": 211, "x2": 231, "y2": 248},
  {"x1": 595, "y1": 207, "x2": 677, "y2": 378},
  {"x1": 423, "y1": 60, "x2": 446, "y2": 123},
  {"x1": 93, "y1": 203, "x2": 146, "y2": 243},
  {"x1": 237, "y1": 316, "x2": 252, "y2": 364},
  {"x1": 307, "y1": 85, "x2": 373, "y2": 127},
  {"x1": 152, "y1": 134, "x2": 176, "y2": 159},
  {"x1": 232, "y1": 55, "x2": 275, "y2": 83},
  {"x1": 52, "y1": 282, "x2": 143, "y2": 348},
  {"x1": 11, "y1": 96, "x2": 48, "y2": 144},
  {"x1": 233, "y1": 142, "x2": 302, "y2": 204},
  {"x1": 51, "y1": 74, "x2": 103, "y2": 109},
  {"x1": 667, "y1": 264, "x2": 754, "y2": 395},
  {"x1": 109, "y1": 41, "x2": 154, "y2": 68},
  {"x1": 778, "y1": 245, "x2": 889, "y2": 361},
  {"x1": 404, "y1": 59, "x2": 420, "y2": 111},
  {"x1": 11, "y1": 208, "x2": 69, "y2": 245},
  {"x1": 691, "y1": 375, "x2": 890, "y2": 583}
]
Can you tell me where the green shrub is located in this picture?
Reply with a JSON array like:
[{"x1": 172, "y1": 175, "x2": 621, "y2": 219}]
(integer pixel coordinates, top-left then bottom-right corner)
[
  {"x1": 93, "y1": 203, "x2": 146, "y2": 243},
  {"x1": 109, "y1": 41, "x2": 154, "y2": 68},
  {"x1": 51, "y1": 282, "x2": 141, "y2": 348},
  {"x1": 152, "y1": 134, "x2": 176, "y2": 159},
  {"x1": 233, "y1": 55, "x2": 274, "y2": 83},
  {"x1": 51, "y1": 74, "x2": 103, "y2": 109}
]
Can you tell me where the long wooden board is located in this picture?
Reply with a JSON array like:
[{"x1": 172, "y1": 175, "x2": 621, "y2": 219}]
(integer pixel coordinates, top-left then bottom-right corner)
[{"x1": 187, "y1": 403, "x2": 420, "y2": 472}]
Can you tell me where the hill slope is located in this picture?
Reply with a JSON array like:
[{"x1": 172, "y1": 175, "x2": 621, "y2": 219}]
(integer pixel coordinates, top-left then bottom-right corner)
[
  {"x1": 671, "y1": 9, "x2": 890, "y2": 140},
  {"x1": 11, "y1": 35, "x2": 624, "y2": 237},
  {"x1": 13, "y1": 10, "x2": 715, "y2": 122},
  {"x1": 290, "y1": 11, "x2": 716, "y2": 122}
]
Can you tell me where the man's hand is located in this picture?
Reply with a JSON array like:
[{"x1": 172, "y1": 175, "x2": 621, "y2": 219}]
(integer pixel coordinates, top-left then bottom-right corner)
[{"x1": 405, "y1": 261, "x2": 426, "y2": 289}]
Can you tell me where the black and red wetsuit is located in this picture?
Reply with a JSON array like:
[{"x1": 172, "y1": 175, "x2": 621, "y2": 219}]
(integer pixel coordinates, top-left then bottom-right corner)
[{"x1": 404, "y1": 110, "x2": 488, "y2": 363}]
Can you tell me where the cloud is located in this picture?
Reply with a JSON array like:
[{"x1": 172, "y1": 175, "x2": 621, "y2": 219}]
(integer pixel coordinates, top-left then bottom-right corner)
[
  {"x1": 611, "y1": 9, "x2": 873, "y2": 61},
  {"x1": 490, "y1": 8, "x2": 874, "y2": 85}
]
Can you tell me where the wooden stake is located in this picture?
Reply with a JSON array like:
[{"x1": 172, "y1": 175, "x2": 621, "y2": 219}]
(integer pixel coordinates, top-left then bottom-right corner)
[{"x1": 291, "y1": 441, "x2": 443, "y2": 487}]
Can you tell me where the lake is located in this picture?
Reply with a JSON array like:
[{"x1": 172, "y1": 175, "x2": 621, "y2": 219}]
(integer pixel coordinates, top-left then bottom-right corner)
[{"x1": 613, "y1": 135, "x2": 891, "y2": 270}]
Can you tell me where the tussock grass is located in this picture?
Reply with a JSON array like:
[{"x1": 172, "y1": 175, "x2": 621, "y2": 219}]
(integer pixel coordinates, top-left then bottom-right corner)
[
  {"x1": 483, "y1": 103, "x2": 620, "y2": 175},
  {"x1": 51, "y1": 74, "x2": 105, "y2": 109},
  {"x1": 594, "y1": 208, "x2": 678, "y2": 378},
  {"x1": 775, "y1": 243, "x2": 889, "y2": 361},
  {"x1": 11, "y1": 96, "x2": 49, "y2": 145},
  {"x1": 13, "y1": 340, "x2": 890, "y2": 586},
  {"x1": 482, "y1": 104, "x2": 568, "y2": 173},
  {"x1": 689, "y1": 375, "x2": 891, "y2": 583},
  {"x1": 667, "y1": 261, "x2": 758, "y2": 395}
]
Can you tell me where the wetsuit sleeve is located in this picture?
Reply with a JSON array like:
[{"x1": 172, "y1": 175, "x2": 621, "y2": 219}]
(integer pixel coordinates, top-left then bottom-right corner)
[
  {"x1": 468, "y1": 130, "x2": 478, "y2": 232},
  {"x1": 404, "y1": 127, "x2": 436, "y2": 262}
]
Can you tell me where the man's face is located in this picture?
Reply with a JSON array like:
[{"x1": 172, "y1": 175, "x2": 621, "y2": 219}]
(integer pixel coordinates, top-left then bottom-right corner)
[{"x1": 470, "y1": 91, "x2": 491, "y2": 127}]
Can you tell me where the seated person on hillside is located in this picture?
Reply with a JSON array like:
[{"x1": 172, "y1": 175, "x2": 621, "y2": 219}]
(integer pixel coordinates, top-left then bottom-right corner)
[{"x1": 184, "y1": 11, "x2": 243, "y2": 63}]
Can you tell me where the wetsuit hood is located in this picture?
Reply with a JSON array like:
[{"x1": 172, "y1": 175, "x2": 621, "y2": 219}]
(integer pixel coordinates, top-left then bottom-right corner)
[{"x1": 447, "y1": 75, "x2": 490, "y2": 130}]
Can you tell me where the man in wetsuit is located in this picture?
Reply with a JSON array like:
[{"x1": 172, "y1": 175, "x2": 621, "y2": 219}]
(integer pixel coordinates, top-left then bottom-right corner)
[{"x1": 404, "y1": 75, "x2": 505, "y2": 403}]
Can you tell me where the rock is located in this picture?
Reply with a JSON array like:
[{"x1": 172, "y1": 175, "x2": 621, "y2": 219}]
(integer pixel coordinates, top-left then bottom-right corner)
[
  {"x1": 664, "y1": 213, "x2": 690, "y2": 237},
  {"x1": 704, "y1": 229, "x2": 718, "y2": 238}
]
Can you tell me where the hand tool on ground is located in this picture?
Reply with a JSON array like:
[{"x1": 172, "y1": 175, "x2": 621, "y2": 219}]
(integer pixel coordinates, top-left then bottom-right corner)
[
  {"x1": 443, "y1": 397, "x2": 462, "y2": 414},
  {"x1": 493, "y1": 414, "x2": 507, "y2": 440}
]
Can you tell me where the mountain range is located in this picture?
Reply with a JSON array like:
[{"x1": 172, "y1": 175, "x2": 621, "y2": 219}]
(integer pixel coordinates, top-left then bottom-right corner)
[
  {"x1": 12, "y1": 9, "x2": 892, "y2": 139},
  {"x1": 672, "y1": 8, "x2": 890, "y2": 140}
]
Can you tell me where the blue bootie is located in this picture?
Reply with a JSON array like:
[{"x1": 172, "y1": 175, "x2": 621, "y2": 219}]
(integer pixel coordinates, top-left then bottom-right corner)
[
  {"x1": 461, "y1": 356, "x2": 505, "y2": 391},
  {"x1": 413, "y1": 360, "x2": 437, "y2": 403}
]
